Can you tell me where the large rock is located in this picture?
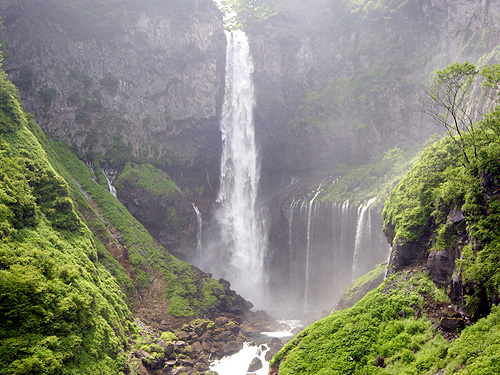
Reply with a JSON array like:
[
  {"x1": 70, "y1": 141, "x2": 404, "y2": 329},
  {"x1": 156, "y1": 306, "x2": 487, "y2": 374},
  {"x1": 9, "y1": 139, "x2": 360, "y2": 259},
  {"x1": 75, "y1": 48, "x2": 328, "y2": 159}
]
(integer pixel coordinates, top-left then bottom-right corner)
[
  {"x1": 248, "y1": 357, "x2": 263, "y2": 372},
  {"x1": 387, "y1": 238, "x2": 427, "y2": 276},
  {"x1": 220, "y1": 341, "x2": 243, "y2": 357},
  {"x1": 426, "y1": 249, "x2": 455, "y2": 286}
]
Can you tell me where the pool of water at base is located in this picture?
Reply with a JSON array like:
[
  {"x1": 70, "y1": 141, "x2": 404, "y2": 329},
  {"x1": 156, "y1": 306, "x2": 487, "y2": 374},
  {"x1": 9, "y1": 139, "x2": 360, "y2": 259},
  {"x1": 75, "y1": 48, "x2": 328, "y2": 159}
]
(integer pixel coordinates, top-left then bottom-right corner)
[{"x1": 209, "y1": 320, "x2": 303, "y2": 375}]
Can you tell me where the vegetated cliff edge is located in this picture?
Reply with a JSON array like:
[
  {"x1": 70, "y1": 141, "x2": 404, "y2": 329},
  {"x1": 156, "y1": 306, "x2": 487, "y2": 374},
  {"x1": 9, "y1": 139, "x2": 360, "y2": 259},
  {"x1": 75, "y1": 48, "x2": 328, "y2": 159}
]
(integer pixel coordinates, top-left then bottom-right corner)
[
  {"x1": 269, "y1": 64, "x2": 500, "y2": 374},
  {"x1": 1, "y1": 0, "x2": 226, "y2": 258},
  {"x1": 0, "y1": 59, "x2": 271, "y2": 374}
]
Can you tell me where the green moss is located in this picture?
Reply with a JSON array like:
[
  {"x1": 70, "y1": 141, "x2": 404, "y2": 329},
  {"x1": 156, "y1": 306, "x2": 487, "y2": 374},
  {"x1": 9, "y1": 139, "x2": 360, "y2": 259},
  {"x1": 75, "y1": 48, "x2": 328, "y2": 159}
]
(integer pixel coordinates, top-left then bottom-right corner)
[
  {"x1": 0, "y1": 64, "x2": 132, "y2": 374},
  {"x1": 382, "y1": 138, "x2": 462, "y2": 242},
  {"x1": 336, "y1": 262, "x2": 387, "y2": 310},
  {"x1": 48, "y1": 139, "x2": 227, "y2": 318},
  {"x1": 115, "y1": 162, "x2": 177, "y2": 198},
  {"x1": 272, "y1": 270, "x2": 447, "y2": 375}
]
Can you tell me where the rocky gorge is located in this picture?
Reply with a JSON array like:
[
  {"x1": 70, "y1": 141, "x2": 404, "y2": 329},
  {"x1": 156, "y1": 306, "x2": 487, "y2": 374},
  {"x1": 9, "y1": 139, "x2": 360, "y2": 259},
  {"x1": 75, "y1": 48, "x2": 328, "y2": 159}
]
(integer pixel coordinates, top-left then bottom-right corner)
[{"x1": 3, "y1": 0, "x2": 500, "y2": 374}]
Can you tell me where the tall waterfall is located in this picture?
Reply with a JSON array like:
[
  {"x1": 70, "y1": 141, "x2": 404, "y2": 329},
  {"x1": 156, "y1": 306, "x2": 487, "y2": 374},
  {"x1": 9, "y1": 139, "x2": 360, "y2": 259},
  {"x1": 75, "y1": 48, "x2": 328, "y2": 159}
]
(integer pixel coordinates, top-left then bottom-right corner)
[{"x1": 212, "y1": 30, "x2": 267, "y2": 306}]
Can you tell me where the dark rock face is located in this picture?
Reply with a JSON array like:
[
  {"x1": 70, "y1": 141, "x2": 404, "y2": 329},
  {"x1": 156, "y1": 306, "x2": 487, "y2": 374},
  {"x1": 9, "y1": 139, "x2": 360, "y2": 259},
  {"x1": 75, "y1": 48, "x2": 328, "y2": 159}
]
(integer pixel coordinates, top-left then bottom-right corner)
[
  {"x1": 387, "y1": 238, "x2": 428, "y2": 276},
  {"x1": 426, "y1": 249, "x2": 455, "y2": 286},
  {"x1": 1, "y1": 0, "x2": 225, "y2": 189},
  {"x1": 115, "y1": 163, "x2": 198, "y2": 259}
]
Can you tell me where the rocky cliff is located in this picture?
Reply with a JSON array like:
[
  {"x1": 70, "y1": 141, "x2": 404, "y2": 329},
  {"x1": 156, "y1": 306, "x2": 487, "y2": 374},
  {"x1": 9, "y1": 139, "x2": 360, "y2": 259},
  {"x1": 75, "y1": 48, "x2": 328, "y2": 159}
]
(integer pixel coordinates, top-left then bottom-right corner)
[
  {"x1": 1, "y1": 0, "x2": 227, "y2": 256},
  {"x1": 1, "y1": 0, "x2": 225, "y2": 187}
]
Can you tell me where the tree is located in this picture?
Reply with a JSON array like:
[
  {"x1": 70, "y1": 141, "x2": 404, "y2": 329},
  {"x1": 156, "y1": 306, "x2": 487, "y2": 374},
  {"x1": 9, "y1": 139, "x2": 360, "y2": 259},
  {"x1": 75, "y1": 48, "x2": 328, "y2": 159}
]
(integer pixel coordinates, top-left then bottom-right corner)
[
  {"x1": 218, "y1": 0, "x2": 275, "y2": 29},
  {"x1": 420, "y1": 61, "x2": 480, "y2": 164}
]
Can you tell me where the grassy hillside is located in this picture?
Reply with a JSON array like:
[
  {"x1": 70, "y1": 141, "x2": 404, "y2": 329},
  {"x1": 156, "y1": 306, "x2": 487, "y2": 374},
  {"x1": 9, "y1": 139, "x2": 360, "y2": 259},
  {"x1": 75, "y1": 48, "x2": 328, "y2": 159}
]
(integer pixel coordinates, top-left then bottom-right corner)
[{"x1": 0, "y1": 55, "x2": 132, "y2": 374}]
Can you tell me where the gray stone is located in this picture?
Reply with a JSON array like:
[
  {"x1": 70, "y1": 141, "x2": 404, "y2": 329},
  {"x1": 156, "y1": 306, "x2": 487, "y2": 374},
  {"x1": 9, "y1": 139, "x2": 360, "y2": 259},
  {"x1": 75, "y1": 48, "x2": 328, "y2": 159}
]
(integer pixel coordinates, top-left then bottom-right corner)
[{"x1": 247, "y1": 357, "x2": 263, "y2": 372}]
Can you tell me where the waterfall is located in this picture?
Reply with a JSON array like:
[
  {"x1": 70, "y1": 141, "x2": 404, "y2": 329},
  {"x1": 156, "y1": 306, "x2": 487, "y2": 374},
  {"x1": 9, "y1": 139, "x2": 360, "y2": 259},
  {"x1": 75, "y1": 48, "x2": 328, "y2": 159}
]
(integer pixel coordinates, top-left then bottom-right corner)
[
  {"x1": 103, "y1": 170, "x2": 117, "y2": 198},
  {"x1": 304, "y1": 189, "x2": 322, "y2": 311},
  {"x1": 279, "y1": 193, "x2": 390, "y2": 313},
  {"x1": 213, "y1": 30, "x2": 266, "y2": 305},
  {"x1": 191, "y1": 203, "x2": 202, "y2": 257},
  {"x1": 352, "y1": 197, "x2": 376, "y2": 281}
]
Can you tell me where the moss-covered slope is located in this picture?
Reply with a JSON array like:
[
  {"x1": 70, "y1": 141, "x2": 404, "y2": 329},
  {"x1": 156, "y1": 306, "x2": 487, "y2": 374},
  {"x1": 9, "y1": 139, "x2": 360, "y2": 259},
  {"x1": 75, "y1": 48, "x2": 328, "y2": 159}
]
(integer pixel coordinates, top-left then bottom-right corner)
[
  {"x1": 0, "y1": 56, "x2": 132, "y2": 374},
  {"x1": 0, "y1": 55, "x2": 251, "y2": 374}
]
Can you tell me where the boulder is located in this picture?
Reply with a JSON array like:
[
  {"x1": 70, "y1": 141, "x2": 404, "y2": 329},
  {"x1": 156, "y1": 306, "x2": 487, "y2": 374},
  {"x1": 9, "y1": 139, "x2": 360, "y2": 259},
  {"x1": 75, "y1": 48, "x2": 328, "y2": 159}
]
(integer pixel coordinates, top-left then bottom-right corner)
[
  {"x1": 427, "y1": 249, "x2": 455, "y2": 286},
  {"x1": 247, "y1": 357, "x2": 263, "y2": 372},
  {"x1": 220, "y1": 341, "x2": 243, "y2": 356}
]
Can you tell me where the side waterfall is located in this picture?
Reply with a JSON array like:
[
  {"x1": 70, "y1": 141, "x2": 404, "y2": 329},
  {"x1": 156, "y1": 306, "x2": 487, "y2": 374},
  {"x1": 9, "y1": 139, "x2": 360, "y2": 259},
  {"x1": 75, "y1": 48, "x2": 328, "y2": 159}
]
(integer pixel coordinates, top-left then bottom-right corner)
[
  {"x1": 280, "y1": 195, "x2": 389, "y2": 313},
  {"x1": 211, "y1": 30, "x2": 267, "y2": 306},
  {"x1": 352, "y1": 197, "x2": 377, "y2": 281},
  {"x1": 103, "y1": 169, "x2": 117, "y2": 198},
  {"x1": 191, "y1": 203, "x2": 202, "y2": 258}
]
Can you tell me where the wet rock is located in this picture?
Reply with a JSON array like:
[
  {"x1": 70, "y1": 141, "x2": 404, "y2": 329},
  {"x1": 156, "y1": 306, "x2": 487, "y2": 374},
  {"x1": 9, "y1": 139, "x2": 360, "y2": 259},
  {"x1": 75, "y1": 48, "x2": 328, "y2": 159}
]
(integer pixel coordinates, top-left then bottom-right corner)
[
  {"x1": 177, "y1": 331, "x2": 191, "y2": 341},
  {"x1": 387, "y1": 238, "x2": 427, "y2": 276},
  {"x1": 174, "y1": 341, "x2": 187, "y2": 350},
  {"x1": 180, "y1": 358, "x2": 196, "y2": 367},
  {"x1": 220, "y1": 341, "x2": 243, "y2": 356},
  {"x1": 171, "y1": 367, "x2": 195, "y2": 375},
  {"x1": 248, "y1": 357, "x2": 263, "y2": 372},
  {"x1": 427, "y1": 249, "x2": 455, "y2": 286},
  {"x1": 375, "y1": 355, "x2": 386, "y2": 368},
  {"x1": 191, "y1": 341, "x2": 204, "y2": 353},
  {"x1": 202, "y1": 341, "x2": 212, "y2": 351},
  {"x1": 439, "y1": 316, "x2": 465, "y2": 331},
  {"x1": 163, "y1": 343, "x2": 174, "y2": 358},
  {"x1": 240, "y1": 323, "x2": 260, "y2": 337},
  {"x1": 215, "y1": 317, "x2": 230, "y2": 327},
  {"x1": 265, "y1": 338, "x2": 283, "y2": 361},
  {"x1": 134, "y1": 349, "x2": 164, "y2": 370}
]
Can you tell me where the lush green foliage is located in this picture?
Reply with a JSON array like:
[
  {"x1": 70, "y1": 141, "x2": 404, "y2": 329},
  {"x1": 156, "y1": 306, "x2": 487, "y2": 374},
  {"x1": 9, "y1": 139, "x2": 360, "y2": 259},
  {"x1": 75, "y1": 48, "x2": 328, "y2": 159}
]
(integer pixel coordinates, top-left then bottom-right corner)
[
  {"x1": 382, "y1": 137, "x2": 462, "y2": 242},
  {"x1": 49, "y1": 143, "x2": 225, "y2": 318},
  {"x1": 278, "y1": 62, "x2": 500, "y2": 375},
  {"x1": 336, "y1": 262, "x2": 388, "y2": 309},
  {"x1": 0, "y1": 66, "x2": 131, "y2": 374},
  {"x1": 273, "y1": 271, "x2": 449, "y2": 375},
  {"x1": 115, "y1": 162, "x2": 177, "y2": 198},
  {"x1": 218, "y1": 0, "x2": 276, "y2": 29},
  {"x1": 383, "y1": 66, "x2": 500, "y2": 309}
]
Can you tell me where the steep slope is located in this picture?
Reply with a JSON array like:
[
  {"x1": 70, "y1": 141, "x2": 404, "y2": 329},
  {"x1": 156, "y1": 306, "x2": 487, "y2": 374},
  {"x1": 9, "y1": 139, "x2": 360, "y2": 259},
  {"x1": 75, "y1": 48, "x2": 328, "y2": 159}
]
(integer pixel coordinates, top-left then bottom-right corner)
[
  {"x1": 0, "y1": 54, "x2": 260, "y2": 374},
  {"x1": 0, "y1": 54, "x2": 132, "y2": 374},
  {"x1": 0, "y1": 0, "x2": 226, "y2": 259},
  {"x1": 270, "y1": 63, "x2": 500, "y2": 374}
]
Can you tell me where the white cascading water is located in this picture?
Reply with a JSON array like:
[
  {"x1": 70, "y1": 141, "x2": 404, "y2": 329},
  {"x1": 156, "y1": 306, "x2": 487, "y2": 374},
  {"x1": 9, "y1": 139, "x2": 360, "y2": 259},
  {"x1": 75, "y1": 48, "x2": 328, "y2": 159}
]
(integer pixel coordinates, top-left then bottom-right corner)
[
  {"x1": 352, "y1": 197, "x2": 376, "y2": 281},
  {"x1": 191, "y1": 203, "x2": 202, "y2": 257},
  {"x1": 304, "y1": 190, "x2": 321, "y2": 311},
  {"x1": 103, "y1": 170, "x2": 117, "y2": 198},
  {"x1": 215, "y1": 30, "x2": 266, "y2": 305}
]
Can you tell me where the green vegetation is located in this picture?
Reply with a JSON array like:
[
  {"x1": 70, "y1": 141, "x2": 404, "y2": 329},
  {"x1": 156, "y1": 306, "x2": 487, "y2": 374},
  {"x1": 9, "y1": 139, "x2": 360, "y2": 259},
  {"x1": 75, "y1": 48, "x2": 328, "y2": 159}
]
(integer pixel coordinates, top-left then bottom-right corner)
[
  {"x1": 384, "y1": 62, "x2": 500, "y2": 313},
  {"x1": 115, "y1": 162, "x2": 177, "y2": 198},
  {"x1": 49, "y1": 142, "x2": 226, "y2": 317},
  {"x1": 318, "y1": 146, "x2": 420, "y2": 206},
  {"x1": 273, "y1": 269, "x2": 500, "y2": 375},
  {"x1": 274, "y1": 62, "x2": 500, "y2": 374},
  {"x1": 0, "y1": 56, "x2": 132, "y2": 374},
  {"x1": 272, "y1": 270, "x2": 449, "y2": 375},
  {"x1": 217, "y1": 0, "x2": 276, "y2": 29},
  {"x1": 335, "y1": 262, "x2": 388, "y2": 310}
]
